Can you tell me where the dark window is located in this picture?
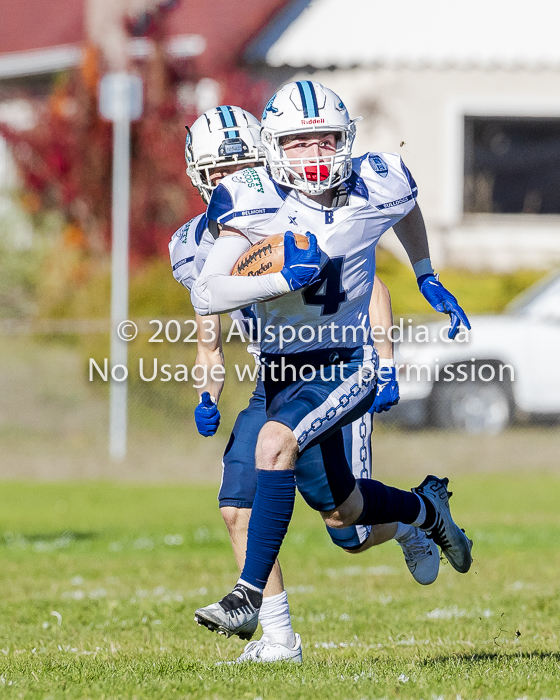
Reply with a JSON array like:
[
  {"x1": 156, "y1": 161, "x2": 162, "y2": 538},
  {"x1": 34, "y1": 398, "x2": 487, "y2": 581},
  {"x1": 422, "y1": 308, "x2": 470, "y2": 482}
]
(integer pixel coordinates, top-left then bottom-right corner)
[{"x1": 464, "y1": 116, "x2": 560, "y2": 214}]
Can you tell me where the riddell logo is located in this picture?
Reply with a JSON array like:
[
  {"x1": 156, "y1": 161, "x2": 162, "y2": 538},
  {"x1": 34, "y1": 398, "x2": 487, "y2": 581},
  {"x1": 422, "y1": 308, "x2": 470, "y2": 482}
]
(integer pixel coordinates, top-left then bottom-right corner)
[{"x1": 301, "y1": 118, "x2": 325, "y2": 125}]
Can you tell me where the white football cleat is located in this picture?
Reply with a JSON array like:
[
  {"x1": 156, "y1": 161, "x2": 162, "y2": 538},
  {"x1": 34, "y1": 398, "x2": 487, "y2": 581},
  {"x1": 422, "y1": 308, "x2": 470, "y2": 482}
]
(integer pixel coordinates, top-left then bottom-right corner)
[
  {"x1": 195, "y1": 584, "x2": 261, "y2": 640},
  {"x1": 397, "y1": 526, "x2": 439, "y2": 585},
  {"x1": 232, "y1": 633, "x2": 303, "y2": 663},
  {"x1": 413, "y1": 475, "x2": 473, "y2": 573}
]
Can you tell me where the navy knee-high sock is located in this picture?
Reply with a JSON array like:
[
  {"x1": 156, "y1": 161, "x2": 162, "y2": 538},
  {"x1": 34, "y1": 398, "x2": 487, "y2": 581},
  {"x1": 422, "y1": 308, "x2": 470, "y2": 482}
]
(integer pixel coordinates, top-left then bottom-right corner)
[
  {"x1": 239, "y1": 469, "x2": 296, "y2": 592},
  {"x1": 355, "y1": 478, "x2": 424, "y2": 526}
]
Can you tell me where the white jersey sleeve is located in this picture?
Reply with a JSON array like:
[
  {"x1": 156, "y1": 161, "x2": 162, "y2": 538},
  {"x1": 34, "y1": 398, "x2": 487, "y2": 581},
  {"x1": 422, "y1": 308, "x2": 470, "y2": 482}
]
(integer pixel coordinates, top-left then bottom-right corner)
[
  {"x1": 191, "y1": 167, "x2": 291, "y2": 315},
  {"x1": 170, "y1": 212, "x2": 263, "y2": 360},
  {"x1": 206, "y1": 166, "x2": 288, "y2": 244},
  {"x1": 169, "y1": 213, "x2": 215, "y2": 292},
  {"x1": 190, "y1": 235, "x2": 289, "y2": 316},
  {"x1": 355, "y1": 152, "x2": 418, "y2": 220}
]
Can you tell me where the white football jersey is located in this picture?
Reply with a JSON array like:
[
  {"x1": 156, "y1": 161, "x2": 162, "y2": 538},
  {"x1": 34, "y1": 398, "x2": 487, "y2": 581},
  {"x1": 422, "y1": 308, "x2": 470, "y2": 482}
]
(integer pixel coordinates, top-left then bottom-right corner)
[
  {"x1": 169, "y1": 213, "x2": 213, "y2": 292},
  {"x1": 206, "y1": 154, "x2": 417, "y2": 354}
]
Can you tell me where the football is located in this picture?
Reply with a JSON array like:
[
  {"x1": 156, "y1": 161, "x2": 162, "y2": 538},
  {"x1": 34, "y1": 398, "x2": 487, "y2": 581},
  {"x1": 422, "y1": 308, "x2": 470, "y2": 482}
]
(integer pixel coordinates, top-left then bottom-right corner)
[{"x1": 232, "y1": 233, "x2": 310, "y2": 277}]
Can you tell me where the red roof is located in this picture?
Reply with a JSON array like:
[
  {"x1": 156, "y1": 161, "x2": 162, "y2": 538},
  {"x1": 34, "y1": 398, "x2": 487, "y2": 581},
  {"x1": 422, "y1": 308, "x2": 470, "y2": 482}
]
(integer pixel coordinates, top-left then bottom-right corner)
[
  {"x1": 0, "y1": 0, "x2": 84, "y2": 54},
  {"x1": 162, "y1": 0, "x2": 290, "y2": 74},
  {"x1": 0, "y1": 0, "x2": 289, "y2": 74}
]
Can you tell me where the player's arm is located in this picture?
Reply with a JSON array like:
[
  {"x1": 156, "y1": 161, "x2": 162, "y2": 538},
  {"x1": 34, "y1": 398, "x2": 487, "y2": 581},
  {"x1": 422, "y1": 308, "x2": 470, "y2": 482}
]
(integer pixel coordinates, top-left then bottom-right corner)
[
  {"x1": 190, "y1": 227, "x2": 321, "y2": 316},
  {"x1": 193, "y1": 313, "x2": 224, "y2": 437},
  {"x1": 391, "y1": 202, "x2": 430, "y2": 268},
  {"x1": 369, "y1": 276, "x2": 399, "y2": 413},
  {"x1": 195, "y1": 314, "x2": 224, "y2": 403},
  {"x1": 392, "y1": 203, "x2": 470, "y2": 340},
  {"x1": 369, "y1": 275, "x2": 393, "y2": 362},
  {"x1": 190, "y1": 228, "x2": 288, "y2": 315}
]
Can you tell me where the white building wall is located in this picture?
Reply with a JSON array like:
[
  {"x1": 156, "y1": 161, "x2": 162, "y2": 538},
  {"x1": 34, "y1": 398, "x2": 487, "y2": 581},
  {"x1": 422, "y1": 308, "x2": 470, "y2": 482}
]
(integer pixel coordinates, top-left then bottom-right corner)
[
  {"x1": 0, "y1": 100, "x2": 36, "y2": 249},
  {"x1": 286, "y1": 67, "x2": 560, "y2": 272}
]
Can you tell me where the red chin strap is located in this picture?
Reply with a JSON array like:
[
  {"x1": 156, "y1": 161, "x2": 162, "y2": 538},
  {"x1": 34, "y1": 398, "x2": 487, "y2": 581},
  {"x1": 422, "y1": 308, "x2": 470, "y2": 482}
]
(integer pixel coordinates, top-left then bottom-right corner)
[{"x1": 304, "y1": 165, "x2": 330, "y2": 182}]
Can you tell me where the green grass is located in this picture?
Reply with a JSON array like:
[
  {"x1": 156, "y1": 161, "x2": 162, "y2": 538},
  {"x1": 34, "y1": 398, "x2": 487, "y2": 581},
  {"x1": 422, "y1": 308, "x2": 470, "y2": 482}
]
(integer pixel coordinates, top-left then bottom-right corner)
[{"x1": 1, "y1": 477, "x2": 560, "y2": 698}]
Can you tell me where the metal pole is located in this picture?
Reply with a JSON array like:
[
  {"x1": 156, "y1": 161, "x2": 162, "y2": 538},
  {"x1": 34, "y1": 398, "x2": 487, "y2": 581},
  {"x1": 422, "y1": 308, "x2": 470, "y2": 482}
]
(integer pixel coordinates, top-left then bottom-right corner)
[{"x1": 109, "y1": 115, "x2": 131, "y2": 461}]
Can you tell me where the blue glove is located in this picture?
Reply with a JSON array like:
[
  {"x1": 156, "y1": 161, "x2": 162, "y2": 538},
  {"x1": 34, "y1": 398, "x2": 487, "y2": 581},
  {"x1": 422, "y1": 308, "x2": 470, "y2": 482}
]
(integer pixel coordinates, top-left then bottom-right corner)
[
  {"x1": 418, "y1": 274, "x2": 471, "y2": 340},
  {"x1": 370, "y1": 366, "x2": 400, "y2": 413},
  {"x1": 281, "y1": 231, "x2": 322, "y2": 291},
  {"x1": 194, "y1": 391, "x2": 220, "y2": 437}
]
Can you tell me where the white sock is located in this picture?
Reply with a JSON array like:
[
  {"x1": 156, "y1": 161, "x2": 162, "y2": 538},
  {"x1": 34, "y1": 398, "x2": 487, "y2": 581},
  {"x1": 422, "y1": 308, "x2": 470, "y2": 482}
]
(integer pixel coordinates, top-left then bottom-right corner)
[
  {"x1": 237, "y1": 578, "x2": 264, "y2": 594},
  {"x1": 394, "y1": 522, "x2": 415, "y2": 542},
  {"x1": 259, "y1": 591, "x2": 295, "y2": 648}
]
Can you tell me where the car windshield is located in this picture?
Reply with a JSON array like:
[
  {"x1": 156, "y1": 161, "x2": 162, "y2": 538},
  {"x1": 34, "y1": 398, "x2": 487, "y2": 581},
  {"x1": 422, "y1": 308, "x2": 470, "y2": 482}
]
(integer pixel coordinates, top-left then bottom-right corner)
[{"x1": 505, "y1": 269, "x2": 560, "y2": 317}]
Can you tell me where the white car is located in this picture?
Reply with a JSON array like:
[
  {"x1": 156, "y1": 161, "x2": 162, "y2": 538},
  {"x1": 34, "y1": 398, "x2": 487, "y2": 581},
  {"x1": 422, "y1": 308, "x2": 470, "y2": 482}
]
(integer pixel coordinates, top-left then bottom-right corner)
[{"x1": 386, "y1": 270, "x2": 560, "y2": 434}]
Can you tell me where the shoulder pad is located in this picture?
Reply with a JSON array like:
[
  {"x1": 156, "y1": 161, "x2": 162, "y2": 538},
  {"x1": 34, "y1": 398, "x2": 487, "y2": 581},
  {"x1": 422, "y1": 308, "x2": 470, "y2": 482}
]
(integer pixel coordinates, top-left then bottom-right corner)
[
  {"x1": 170, "y1": 213, "x2": 206, "y2": 246},
  {"x1": 354, "y1": 152, "x2": 418, "y2": 212},
  {"x1": 207, "y1": 166, "x2": 284, "y2": 231},
  {"x1": 169, "y1": 213, "x2": 208, "y2": 290}
]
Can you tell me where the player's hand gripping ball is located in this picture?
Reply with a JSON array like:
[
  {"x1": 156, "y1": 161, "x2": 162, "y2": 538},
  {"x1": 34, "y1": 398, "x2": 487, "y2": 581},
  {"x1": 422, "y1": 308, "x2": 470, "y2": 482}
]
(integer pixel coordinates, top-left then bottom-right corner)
[{"x1": 232, "y1": 231, "x2": 322, "y2": 291}]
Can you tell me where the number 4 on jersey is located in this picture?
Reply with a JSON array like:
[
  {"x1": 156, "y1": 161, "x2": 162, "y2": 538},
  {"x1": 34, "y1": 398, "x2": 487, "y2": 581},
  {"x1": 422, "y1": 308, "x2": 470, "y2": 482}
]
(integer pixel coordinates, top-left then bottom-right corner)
[{"x1": 303, "y1": 256, "x2": 346, "y2": 315}]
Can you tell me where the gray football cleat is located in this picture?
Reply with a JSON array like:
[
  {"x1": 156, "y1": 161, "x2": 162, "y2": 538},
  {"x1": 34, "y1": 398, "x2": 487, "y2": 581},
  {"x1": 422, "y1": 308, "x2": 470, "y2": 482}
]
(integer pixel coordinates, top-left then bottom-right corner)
[
  {"x1": 397, "y1": 526, "x2": 440, "y2": 585},
  {"x1": 413, "y1": 475, "x2": 473, "y2": 573},
  {"x1": 194, "y1": 584, "x2": 261, "y2": 640}
]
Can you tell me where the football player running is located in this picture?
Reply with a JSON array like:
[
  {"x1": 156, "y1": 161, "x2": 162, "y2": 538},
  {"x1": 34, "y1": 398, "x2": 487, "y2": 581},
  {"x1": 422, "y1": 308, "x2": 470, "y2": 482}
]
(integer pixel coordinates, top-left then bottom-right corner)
[
  {"x1": 182, "y1": 97, "x2": 458, "y2": 644},
  {"x1": 171, "y1": 106, "x2": 439, "y2": 662},
  {"x1": 190, "y1": 82, "x2": 472, "y2": 642},
  {"x1": 172, "y1": 106, "x2": 440, "y2": 660}
]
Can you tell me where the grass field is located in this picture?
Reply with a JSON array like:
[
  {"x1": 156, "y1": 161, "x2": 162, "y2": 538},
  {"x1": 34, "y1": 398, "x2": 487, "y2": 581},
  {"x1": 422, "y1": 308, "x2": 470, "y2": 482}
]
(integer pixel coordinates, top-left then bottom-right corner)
[{"x1": 1, "y1": 476, "x2": 560, "y2": 699}]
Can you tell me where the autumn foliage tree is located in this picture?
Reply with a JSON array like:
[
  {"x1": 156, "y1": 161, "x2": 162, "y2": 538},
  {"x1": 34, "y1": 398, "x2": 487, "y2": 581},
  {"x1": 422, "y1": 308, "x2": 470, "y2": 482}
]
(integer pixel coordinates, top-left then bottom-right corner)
[
  {"x1": 0, "y1": 44, "x2": 202, "y2": 261},
  {"x1": 0, "y1": 0, "x2": 274, "y2": 264}
]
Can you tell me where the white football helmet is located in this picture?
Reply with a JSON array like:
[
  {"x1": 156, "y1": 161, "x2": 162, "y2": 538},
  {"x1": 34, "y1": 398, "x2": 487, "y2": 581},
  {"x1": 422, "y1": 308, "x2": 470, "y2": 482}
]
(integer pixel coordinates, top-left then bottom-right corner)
[
  {"x1": 260, "y1": 81, "x2": 360, "y2": 196},
  {"x1": 185, "y1": 106, "x2": 265, "y2": 204}
]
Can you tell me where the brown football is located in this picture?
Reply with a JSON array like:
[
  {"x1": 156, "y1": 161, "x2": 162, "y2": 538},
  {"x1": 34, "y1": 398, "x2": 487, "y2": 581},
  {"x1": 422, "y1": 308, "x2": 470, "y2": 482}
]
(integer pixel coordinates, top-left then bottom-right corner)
[{"x1": 232, "y1": 233, "x2": 310, "y2": 277}]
